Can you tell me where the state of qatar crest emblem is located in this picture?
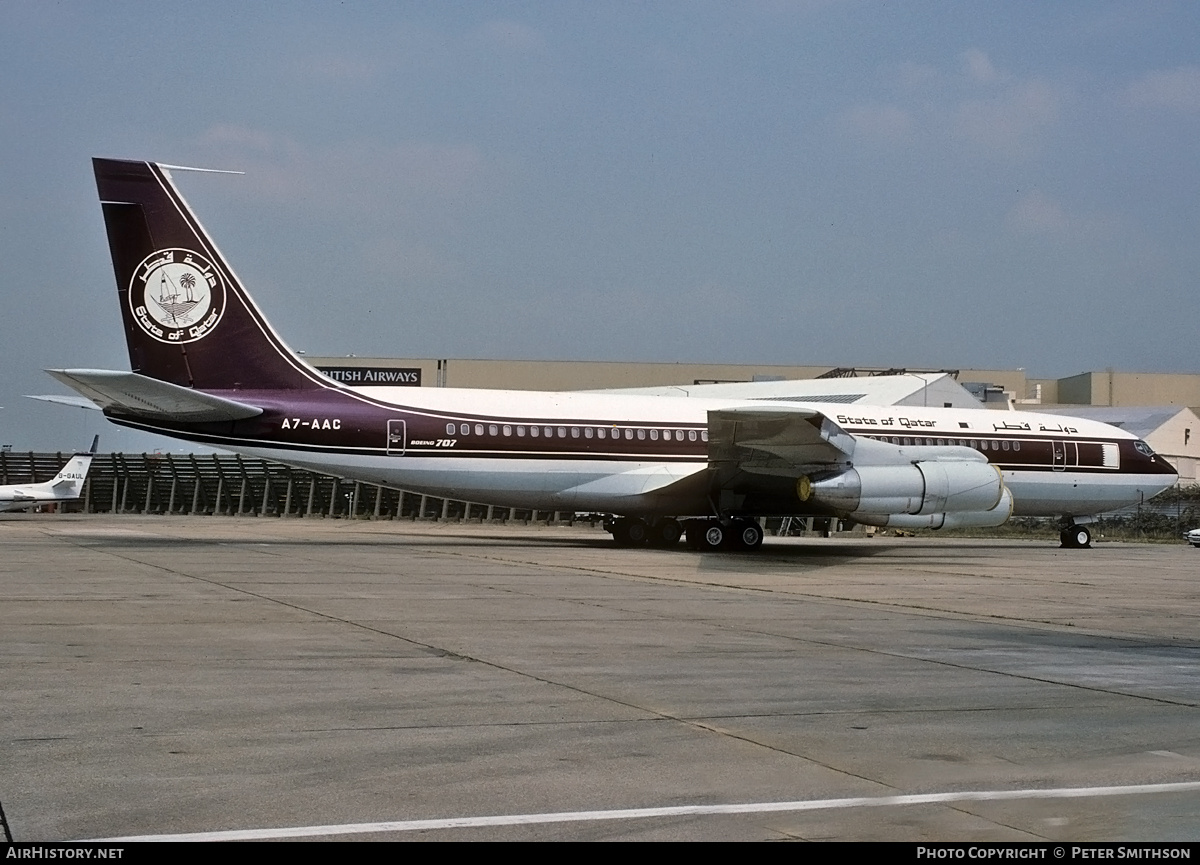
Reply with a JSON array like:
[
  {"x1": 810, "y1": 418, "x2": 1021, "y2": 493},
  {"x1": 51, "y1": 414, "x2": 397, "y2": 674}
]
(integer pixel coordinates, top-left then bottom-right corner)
[{"x1": 129, "y1": 248, "x2": 226, "y2": 343}]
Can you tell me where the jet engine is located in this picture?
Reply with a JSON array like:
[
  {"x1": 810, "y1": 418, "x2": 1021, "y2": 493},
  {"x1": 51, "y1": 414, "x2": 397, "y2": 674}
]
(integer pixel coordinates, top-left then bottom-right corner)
[{"x1": 798, "y1": 459, "x2": 1010, "y2": 528}]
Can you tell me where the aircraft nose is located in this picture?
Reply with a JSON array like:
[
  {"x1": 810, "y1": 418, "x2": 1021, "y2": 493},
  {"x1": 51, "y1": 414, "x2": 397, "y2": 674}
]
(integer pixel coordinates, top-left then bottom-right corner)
[{"x1": 1152, "y1": 454, "x2": 1179, "y2": 477}]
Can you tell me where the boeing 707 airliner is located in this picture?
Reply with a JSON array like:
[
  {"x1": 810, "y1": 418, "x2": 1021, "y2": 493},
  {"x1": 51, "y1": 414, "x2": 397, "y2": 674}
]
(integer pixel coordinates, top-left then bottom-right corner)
[{"x1": 45, "y1": 159, "x2": 1177, "y2": 550}]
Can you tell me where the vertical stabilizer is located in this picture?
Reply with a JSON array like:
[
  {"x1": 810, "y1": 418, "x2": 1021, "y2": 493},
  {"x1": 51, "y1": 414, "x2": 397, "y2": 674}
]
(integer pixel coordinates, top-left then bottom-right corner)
[
  {"x1": 49, "y1": 450, "x2": 94, "y2": 496},
  {"x1": 93, "y1": 158, "x2": 323, "y2": 392}
]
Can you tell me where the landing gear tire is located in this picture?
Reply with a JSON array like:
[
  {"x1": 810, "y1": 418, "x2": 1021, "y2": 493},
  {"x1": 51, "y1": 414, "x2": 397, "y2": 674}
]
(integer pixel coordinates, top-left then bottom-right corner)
[
  {"x1": 649, "y1": 519, "x2": 683, "y2": 548},
  {"x1": 611, "y1": 518, "x2": 648, "y2": 547},
  {"x1": 1060, "y1": 525, "x2": 1092, "y2": 549},
  {"x1": 688, "y1": 520, "x2": 726, "y2": 551},
  {"x1": 730, "y1": 519, "x2": 764, "y2": 551}
]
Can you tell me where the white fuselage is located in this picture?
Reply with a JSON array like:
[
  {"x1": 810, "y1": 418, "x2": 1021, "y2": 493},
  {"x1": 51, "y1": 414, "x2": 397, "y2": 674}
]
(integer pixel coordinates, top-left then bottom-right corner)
[{"x1": 194, "y1": 385, "x2": 1175, "y2": 520}]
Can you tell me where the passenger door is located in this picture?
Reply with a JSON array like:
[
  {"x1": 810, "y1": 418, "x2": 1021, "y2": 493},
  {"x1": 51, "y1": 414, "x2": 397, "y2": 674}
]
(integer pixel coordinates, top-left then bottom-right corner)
[{"x1": 386, "y1": 420, "x2": 406, "y2": 456}]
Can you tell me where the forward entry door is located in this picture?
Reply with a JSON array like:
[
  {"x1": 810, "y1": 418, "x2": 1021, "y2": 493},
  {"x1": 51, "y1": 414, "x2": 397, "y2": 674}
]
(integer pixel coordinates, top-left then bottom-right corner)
[{"x1": 386, "y1": 420, "x2": 406, "y2": 455}]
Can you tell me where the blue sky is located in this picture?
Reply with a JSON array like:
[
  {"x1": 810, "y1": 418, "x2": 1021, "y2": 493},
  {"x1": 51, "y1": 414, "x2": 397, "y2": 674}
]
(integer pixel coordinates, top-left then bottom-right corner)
[{"x1": 2, "y1": 1, "x2": 1198, "y2": 450}]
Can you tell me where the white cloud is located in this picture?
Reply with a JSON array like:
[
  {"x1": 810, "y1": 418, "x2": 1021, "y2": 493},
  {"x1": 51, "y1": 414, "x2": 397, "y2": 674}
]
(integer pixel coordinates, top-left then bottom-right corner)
[
  {"x1": 194, "y1": 128, "x2": 492, "y2": 207},
  {"x1": 1005, "y1": 192, "x2": 1130, "y2": 250},
  {"x1": 200, "y1": 124, "x2": 283, "y2": 155},
  {"x1": 851, "y1": 52, "x2": 1064, "y2": 159},
  {"x1": 953, "y1": 79, "x2": 1061, "y2": 158},
  {"x1": 1123, "y1": 65, "x2": 1200, "y2": 113},
  {"x1": 962, "y1": 48, "x2": 1000, "y2": 84}
]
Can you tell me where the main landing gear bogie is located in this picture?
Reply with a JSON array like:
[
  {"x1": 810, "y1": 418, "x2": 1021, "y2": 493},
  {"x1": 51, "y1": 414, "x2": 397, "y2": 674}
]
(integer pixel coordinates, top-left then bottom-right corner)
[
  {"x1": 685, "y1": 518, "x2": 763, "y2": 551},
  {"x1": 608, "y1": 517, "x2": 683, "y2": 548},
  {"x1": 608, "y1": 517, "x2": 764, "y2": 552}
]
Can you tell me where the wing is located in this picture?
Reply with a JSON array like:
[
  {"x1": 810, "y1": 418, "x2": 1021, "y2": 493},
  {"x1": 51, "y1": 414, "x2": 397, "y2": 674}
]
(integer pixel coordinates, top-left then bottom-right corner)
[
  {"x1": 707, "y1": 407, "x2": 854, "y2": 478},
  {"x1": 582, "y1": 372, "x2": 966, "y2": 407},
  {"x1": 45, "y1": 369, "x2": 263, "y2": 422}
]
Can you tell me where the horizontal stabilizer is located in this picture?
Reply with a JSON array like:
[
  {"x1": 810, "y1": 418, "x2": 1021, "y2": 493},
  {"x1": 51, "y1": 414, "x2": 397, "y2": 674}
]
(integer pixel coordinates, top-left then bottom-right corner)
[
  {"x1": 45, "y1": 369, "x2": 263, "y2": 422},
  {"x1": 26, "y1": 394, "x2": 103, "y2": 410}
]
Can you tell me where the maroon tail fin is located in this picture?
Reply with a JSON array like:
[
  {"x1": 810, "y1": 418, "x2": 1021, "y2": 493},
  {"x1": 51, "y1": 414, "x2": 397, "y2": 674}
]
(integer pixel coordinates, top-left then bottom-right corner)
[{"x1": 93, "y1": 158, "x2": 323, "y2": 392}]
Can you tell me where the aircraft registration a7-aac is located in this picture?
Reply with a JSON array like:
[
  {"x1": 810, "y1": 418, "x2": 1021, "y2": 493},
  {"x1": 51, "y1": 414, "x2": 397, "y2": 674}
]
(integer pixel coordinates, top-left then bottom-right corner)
[{"x1": 47, "y1": 159, "x2": 1177, "y2": 550}]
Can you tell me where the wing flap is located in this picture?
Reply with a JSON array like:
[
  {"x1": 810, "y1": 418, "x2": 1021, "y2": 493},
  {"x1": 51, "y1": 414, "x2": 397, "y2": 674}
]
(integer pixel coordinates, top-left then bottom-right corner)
[
  {"x1": 45, "y1": 369, "x2": 263, "y2": 422},
  {"x1": 708, "y1": 408, "x2": 852, "y2": 477}
]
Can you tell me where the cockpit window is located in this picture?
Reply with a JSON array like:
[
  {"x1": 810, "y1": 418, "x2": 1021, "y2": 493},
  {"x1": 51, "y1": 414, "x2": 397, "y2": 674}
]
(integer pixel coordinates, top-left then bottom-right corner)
[{"x1": 1134, "y1": 440, "x2": 1155, "y2": 457}]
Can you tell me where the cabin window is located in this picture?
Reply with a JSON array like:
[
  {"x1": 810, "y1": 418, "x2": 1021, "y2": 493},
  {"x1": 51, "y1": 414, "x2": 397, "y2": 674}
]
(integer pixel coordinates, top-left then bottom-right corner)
[
  {"x1": 936, "y1": 438, "x2": 945, "y2": 446},
  {"x1": 688, "y1": 430, "x2": 697, "y2": 442},
  {"x1": 650, "y1": 429, "x2": 659, "y2": 440},
  {"x1": 488, "y1": 424, "x2": 497, "y2": 436},
  {"x1": 517, "y1": 426, "x2": 526, "y2": 437},
  {"x1": 676, "y1": 430, "x2": 685, "y2": 441},
  {"x1": 558, "y1": 427, "x2": 566, "y2": 438},
  {"x1": 903, "y1": 438, "x2": 912, "y2": 446},
  {"x1": 1013, "y1": 441, "x2": 1020, "y2": 451},
  {"x1": 1002, "y1": 440, "x2": 1010, "y2": 451},
  {"x1": 530, "y1": 426, "x2": 540, "y2": 437},
  {"x1": 475, "y1": 424, "x2": 484, "y2": 436},
  {"x1": 597, "y1": 428, "x2": 606, "y2": 439},
  {"x1": 584, "y1": 427, "x2": 593, "y2": 439},
  {"x1": 446, "y1": 423, "x2": 456, "y2": 435},
  {"x1": 624, "y1": 428, "x2": 634, "y2": 440},
  {"x1": 571, "y1": 427, "x2": 580, "y2": 438},
  {"x1": 503, "y1": 425, "x2": 512, "y2": 436},
  {"x1": 458, "y1": 424, "x2": 468, "y2": 436},
  {"x1": 637, "y1": 428, "x2": 646, "y2": 440},
  {"x1": 701, "y1": 430, "x2": 709, "y2": 442}
]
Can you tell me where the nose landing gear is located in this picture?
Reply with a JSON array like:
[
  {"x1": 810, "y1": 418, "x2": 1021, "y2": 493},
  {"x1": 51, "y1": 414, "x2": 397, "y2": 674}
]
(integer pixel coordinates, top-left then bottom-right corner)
[{"x1": 1060, "y1": 524, "x2": 1092, "y2": 548}]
